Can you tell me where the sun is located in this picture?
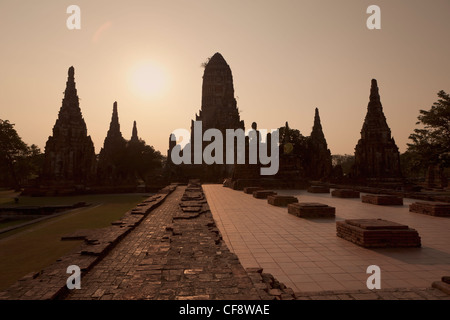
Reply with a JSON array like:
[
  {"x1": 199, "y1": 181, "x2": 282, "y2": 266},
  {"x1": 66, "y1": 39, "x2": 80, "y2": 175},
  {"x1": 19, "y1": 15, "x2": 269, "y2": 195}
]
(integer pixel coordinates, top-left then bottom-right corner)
[{"x1": 129, "y1": 61, "x2": 167, "y2": 99}]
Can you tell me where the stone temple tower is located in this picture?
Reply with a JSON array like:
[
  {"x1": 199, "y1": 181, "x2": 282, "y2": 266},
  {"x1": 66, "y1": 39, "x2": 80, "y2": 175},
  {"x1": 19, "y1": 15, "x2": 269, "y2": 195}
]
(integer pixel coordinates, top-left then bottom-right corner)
[
  {"x1": 189, "y1": 52, "x2": 245, "y2": 181},
  {"x1": 41, "y1": 66, "x2": 97, "y2": 188},
  {"x1": 98, "y1": 101, "x2": 127, "y2": 184},
  {"x1": 307, "y1": 108, "x2": 333, "y2": 180},
  {"x1": 352, "y1": 79, "x2": 402, "y2": 180}
]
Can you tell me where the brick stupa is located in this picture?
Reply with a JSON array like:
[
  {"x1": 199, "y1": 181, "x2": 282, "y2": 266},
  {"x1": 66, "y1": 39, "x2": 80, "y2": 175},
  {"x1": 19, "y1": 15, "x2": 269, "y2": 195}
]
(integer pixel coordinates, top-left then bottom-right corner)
[
  {"x1": 97, "y1": 101, "x2": 127, "y2": 184},
  {"x1": 41, "y1": 66, "x2": 96, "y2": 189},
  {"x1": 352, "y1": 79, "x2": 402, "y2": 181},
  {"x1": 306, "y1": 108, "x2": 332, "y2": 180},
  {"x1": 188, "y1": 52, "x2": 245, "y2": 181}
]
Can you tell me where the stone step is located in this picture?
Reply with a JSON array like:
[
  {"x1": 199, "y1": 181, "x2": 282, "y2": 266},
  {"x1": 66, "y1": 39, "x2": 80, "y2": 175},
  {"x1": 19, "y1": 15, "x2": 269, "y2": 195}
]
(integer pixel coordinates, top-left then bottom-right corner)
[
  {"x1": 362, "y1": 194, "x2": 403, "y2": 206},
  {"x1": 331, "y1": 189, "x2": 360, "y2": 198},
  {"x1": 252, "y1": 190, "x2": 277, "y2": 199},
  {"x1": 267, "y1": 195, "x2": 298, "y2": 207},
  {"x1": 409, "y1": 202, "x2": 450, "y2": 217},
  {"x1": 288, "y1": 202, "x2": 335, "y2": 218},
  {"x1": 336, "y1": 219, "x2": 421, "y2": 248},
  {"x1": 307, "y1": 186, "x2": 330, "y2": 193}
]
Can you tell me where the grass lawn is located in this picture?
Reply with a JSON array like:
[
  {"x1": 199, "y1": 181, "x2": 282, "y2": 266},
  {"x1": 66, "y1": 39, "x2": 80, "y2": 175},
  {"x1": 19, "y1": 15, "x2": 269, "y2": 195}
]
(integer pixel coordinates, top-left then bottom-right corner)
[
  {"x1": 0, "y1": 218, "x2": 35, "y2": 230},
  {"x1": 0, "y1": 190, "x2": 20, "y2": 205},
  {"x1": 0, "y1": 193, "x2": 147, "y2": 291}
]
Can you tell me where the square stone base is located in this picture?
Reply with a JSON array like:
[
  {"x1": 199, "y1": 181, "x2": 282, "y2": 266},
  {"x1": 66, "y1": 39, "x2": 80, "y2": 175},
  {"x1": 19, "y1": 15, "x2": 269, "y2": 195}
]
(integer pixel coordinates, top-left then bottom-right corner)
[
  {"x1": 336, "y1": 219, "x2": 421, "y2": 248},
  {"x1": 361, "y1": 194, "x2": 403, "y2": 206},
  {"x1": 267, "y1": 195, "x2": 299, "y2": 207},
  {"x1": 253, "y1": 190, "x2": 277, "y2": 199},
  {"x1": 288, "y1": 202, "x2": 335, "y2": 218},
  {"x1": 331, "y1": 189, "x2": 360, "y2": 198},
  {"x1": 243, "y1": 187, "x2": 264, "y2": 194},
  {"x1": 307, "y1": 186, "x2": 330, "y2": 193},
  {"x1": 409, "y1": 202, "x2": 450, "y2": 217}
]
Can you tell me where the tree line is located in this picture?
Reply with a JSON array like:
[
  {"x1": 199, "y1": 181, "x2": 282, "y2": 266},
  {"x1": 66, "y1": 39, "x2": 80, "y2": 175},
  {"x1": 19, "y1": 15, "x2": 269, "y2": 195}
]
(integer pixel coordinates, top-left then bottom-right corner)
[
  {"x1": 0, "y1": 119, "x2": 164, "y2": 190},
  {"x1": 1, "y1": 90, "x2": 449, "y2": 189}
]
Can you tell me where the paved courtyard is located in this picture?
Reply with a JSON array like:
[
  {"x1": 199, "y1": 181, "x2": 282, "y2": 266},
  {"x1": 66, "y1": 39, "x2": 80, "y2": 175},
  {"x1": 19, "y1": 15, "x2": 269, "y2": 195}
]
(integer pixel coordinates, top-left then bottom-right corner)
[{"x1": 204, "y1": 185, "x2": 450, "y2": 293}]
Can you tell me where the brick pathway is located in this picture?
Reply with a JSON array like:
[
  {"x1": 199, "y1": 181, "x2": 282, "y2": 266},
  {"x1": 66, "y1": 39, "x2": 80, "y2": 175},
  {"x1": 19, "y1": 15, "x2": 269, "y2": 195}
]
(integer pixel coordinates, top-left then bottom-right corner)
[
  {"x1": 2, "y1": 183, "x2": 449, "y2": 300},
  {"x1": 66, "y1": 186, "x2": 266, "y2": 300}
]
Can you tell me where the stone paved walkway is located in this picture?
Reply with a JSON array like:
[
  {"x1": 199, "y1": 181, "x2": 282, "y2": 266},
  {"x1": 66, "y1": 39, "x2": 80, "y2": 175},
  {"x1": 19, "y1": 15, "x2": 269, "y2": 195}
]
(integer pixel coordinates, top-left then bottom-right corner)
[
  {"x1": 2, "y1": 183, "x2": 449, "y2": 300},
  {"x1": 204, "y1": 184, "x2": 450, "y2": 299},
  {"x1": 67, "y1": 186, "x2": 265, "y2": 300}
]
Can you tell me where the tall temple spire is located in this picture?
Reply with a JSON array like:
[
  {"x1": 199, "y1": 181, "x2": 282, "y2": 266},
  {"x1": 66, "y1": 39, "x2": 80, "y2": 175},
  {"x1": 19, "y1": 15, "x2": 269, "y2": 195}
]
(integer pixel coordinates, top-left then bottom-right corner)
[
  {"x1": 62, "y1": 66, "x2": 78, "y2": 110},
  {"x1": 308, "y1": 107, "x2": 332, "y2": 180},
  {"x1": 311, "y1": 107, "x2": 326, "y2": 142},
  {"x1": 65, "y1": 66, "x2": 76, "y2": 95},
  {"x1": 188, "y1": 52, "x2": 244, "y2": 180},
  {"x1": 369, "y1": 79, "x2": 380, "y2": 102},
  {"x1": 54, "y1": 66, "x2": 84, "y2": 131},
  {"x1": 98, "y1": 101, "x2": 127, "y2": 184},
  {"x1": 107, "y1": 101, "x2": 122, "y2": 139},
  {"x1": 112, "y1": 101, "x2": 118, "y2": 122},
  {"x1": 361, "y1": 78, "x2": 391, "y2": 140},
  {"x1": 198, "y1": 52, "x2": 243, "y2": 128},
  {"x1": 131, "y1": 121, "x2": 139, "y2": 143},
  {"x1": 352, "y1": 79, "x2": 402, "y2": 180},
  {"x1": 41, "y1": 66, "x2": 96, "y2": 187},
  {"x1": 101, "y1": 101, "x2": 125, "y2": 150},
  {"x1": 366, "y1": 78, "x2": 384, "y2": 117}
]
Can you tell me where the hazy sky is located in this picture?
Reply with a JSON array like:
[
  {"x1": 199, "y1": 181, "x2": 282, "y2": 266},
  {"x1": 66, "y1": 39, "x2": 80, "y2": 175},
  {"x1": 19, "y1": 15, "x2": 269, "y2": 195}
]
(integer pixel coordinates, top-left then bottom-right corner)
[{"x1": 1, "y1": 0, "x2": 449, "y2": 156}]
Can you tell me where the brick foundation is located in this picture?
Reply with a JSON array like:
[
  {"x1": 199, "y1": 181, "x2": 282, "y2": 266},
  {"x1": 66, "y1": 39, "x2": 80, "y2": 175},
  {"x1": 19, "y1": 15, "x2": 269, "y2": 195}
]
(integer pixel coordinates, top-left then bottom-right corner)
[
  {"x1": 362, "y1": 194, "x2": 403, "y2": 205},
  {"x1": 288, "y1": 202, "x2": 335, "y2": 218},
  {"x1": 307, "y1": 186, "x2": 330, "y2": 193},
  {"x1": 267, "y1": 195, "x2": 298, "y2": 207},
  {"x1": 336, "y1": 219, "x2": 421, "y2": 248},
  {"x1": 253, "y1": 190, "x2": 277, "y2": 199},
  {"x1": 409, "y1": 202, "x2": 450, "y2": 217},
  {"x1": 331, "y1": 189, "x2": 360, "y2": 198}
]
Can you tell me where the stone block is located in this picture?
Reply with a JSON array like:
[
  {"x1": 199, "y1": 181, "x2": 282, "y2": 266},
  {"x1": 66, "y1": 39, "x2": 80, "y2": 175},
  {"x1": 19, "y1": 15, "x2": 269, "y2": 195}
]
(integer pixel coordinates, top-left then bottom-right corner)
[
  {"x1": 288, "y1": 202, "x2": 335, "y2": 218},
  {"x1": 336, "y1": 219, "x2": 421, "y2": 248},
  {"x1": 243, "y1": 187, "x2": 264, "y2": 194},
  {"x1": 252, "y1": 190, "x2": 277, "y2": 199},
  {"x1": 331, "y1": 189, "x2": 360, "y2": 198},
  {"x1": 409, "y1": 202, "x2": 450, "y2": 217},
  {"x1": 361, "y1": 194, "x2": 403, "y2": 206},
  {"x1": 307, "y1": 186, "x2": 330, "y2": 193},
  {"x1": 267, "y1": 195, "x2": 298, "y2": 207}
]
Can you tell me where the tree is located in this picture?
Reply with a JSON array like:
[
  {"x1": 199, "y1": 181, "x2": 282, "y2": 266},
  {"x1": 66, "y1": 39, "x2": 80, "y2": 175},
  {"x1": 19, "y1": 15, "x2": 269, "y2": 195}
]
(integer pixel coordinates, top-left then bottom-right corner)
[
  {"x1": 331, "y1": 154, "x2": 355, "y2": 174},
  {"x1": 407, "y1": 90, "x2": 450, "y2": 169},
  {"x1": 278, "y1": 122, "x2": 308, "y2": 156},
  {"x1": 125, "y1": 138, "x2": 163, "y2": 183},
  {"x1": 0, "y1": 120, "x2": 44, "y2": 189},
  {"x1": 0, "y1": 120, "x2": 29, "y2": 189},
  {"x1": 399, "y1": 151, "x2": 425, "y2": 179}
]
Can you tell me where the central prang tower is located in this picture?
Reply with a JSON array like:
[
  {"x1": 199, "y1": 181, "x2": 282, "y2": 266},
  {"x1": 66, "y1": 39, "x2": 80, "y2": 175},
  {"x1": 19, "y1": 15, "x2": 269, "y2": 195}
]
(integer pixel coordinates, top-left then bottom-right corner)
[
  {"x1": 196, "y1": 52, "x2": 243, "y2": 129},
  {"x1": 189, "y1": 52, "x2": 245, "y2": 181}
]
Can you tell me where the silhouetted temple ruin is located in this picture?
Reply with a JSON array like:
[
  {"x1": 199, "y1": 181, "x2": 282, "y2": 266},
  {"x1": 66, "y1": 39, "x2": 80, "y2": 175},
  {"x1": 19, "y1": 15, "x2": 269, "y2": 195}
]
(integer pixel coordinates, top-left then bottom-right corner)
[
  {"x1": 306, "y1": 108, "x2": 333, "y2": 180},
  {"x1": 351, "y1": 79, "x2": 402, "y2": 182},
  {"x1": 130, "y1": 121, "x2": 139, "y2": 144},
  {"x1": 41, "y1": 66, "x2": 96, "y2": 190},
  {"x1": 168, "y1": 53, "x2": 336, "y2": 186},
  {"x1": 97, "y1": 101, "x2": 127, "y2": 185},
  {"x1": 183, "y1": 52, "x2": 245, "y2": 182}
]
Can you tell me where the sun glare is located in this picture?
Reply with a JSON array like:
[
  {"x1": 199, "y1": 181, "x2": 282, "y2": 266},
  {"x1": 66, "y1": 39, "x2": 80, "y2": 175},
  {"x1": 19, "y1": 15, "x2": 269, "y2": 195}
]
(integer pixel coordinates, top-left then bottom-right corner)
[{"x1": 129, "y1": 61, "x2": 167, "y2": 99}]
